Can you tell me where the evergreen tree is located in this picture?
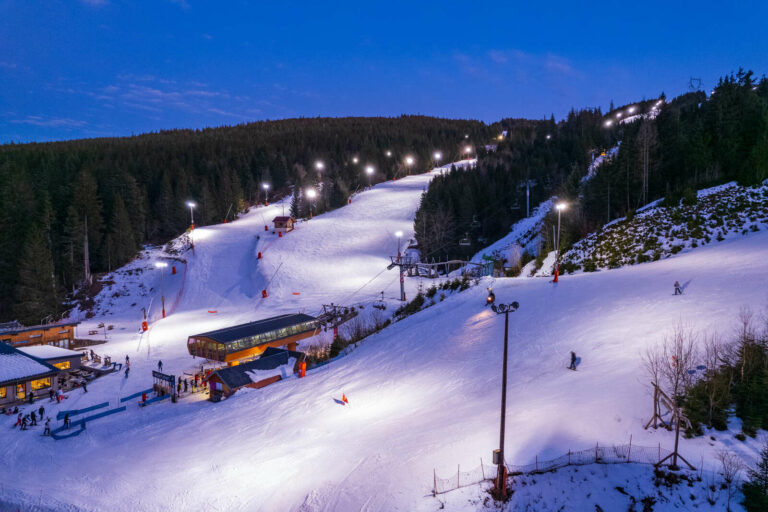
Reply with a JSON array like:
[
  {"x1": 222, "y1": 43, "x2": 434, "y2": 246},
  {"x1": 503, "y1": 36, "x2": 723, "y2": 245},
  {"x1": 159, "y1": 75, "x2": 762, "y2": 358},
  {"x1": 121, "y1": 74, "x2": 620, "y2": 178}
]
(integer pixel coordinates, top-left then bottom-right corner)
[
  {"x1": 109, "y1": 195, "x2": 137, "y2": 266},
  {"x1": 13, "y1": 226, "x2": 59, "y2": 324},
  {"x1": 743, "y1": 440, "x2": 768, "y2": 511}
]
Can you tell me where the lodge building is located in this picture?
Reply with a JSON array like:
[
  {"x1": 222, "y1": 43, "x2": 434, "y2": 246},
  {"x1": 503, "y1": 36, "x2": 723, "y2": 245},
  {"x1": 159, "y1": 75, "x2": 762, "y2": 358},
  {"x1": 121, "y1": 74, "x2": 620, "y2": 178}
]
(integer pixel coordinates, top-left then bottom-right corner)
[
  {"x1": 206, "y1": 346, "x2": 306, "y2": 400},
  {"x1": 187, "y1": 313, "x2": 318, "y2": 364},
  {"x1": 0, "y1": 321, "x2": 79, "y2": 349},
  {"x1": 0, "y1": 343, "x2": 61, "y2": 405}
]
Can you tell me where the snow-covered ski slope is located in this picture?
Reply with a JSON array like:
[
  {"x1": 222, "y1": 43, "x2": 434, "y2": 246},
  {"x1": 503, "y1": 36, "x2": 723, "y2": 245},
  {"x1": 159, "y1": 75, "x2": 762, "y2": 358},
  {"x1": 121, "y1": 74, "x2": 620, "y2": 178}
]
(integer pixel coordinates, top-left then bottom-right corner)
[{"x1": 3, "y1": 161, "x2": 768, "y2": 511}]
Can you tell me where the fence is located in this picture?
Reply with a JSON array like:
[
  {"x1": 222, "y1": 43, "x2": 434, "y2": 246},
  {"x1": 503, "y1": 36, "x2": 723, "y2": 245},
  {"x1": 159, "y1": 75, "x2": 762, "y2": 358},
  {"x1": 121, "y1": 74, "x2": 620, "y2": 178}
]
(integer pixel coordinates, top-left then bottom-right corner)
[{"x1": 434, "y1": 441, "x2": 673, "y2": 495}]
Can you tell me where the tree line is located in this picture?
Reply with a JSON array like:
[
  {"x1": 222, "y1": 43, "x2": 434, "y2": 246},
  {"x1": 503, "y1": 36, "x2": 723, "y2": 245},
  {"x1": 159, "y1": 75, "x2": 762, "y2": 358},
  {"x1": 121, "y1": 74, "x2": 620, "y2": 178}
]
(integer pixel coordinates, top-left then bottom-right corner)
[
  {"x1": 414, "y1": 69, "x2": 768, "y2": 264},
  {"x1": 0, "y1": 115, "x2": 490, "y2": 323}
]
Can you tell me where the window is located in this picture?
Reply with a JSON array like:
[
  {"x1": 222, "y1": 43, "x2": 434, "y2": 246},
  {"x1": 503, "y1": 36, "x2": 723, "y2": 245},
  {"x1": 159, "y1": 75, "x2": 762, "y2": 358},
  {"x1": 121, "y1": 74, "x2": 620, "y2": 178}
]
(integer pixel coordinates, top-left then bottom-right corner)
[
  {"x1": 31, "y1": 378, "x2": 51, "y2": 391},
  {"x1": 54, "y1": 361, "x2": 70, "y2": 370},
  {"x1": 16, "y1": 384, "x2": 25, "y2": 400},
  {"x1": 0, "y1": 387, "x2": 6, "y2": 399}
]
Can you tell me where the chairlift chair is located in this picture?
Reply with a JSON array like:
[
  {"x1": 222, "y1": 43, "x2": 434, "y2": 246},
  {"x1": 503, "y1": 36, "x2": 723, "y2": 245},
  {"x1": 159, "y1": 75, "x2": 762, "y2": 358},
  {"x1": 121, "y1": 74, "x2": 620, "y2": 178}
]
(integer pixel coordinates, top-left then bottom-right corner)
[
  {"x1": 470, "y1": 215, "x2": 481, "y2": 230},
  {"x1": 459, "y1": 233, "x2": 471, "y2": 247}
]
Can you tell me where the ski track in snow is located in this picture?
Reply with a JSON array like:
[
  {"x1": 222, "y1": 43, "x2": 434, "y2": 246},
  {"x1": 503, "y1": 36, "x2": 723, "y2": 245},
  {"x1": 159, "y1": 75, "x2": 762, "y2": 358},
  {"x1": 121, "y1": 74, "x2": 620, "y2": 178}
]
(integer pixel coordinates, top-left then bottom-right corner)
[{"x1": 2, "y1": 158, "x2": 766, "y2": 511}]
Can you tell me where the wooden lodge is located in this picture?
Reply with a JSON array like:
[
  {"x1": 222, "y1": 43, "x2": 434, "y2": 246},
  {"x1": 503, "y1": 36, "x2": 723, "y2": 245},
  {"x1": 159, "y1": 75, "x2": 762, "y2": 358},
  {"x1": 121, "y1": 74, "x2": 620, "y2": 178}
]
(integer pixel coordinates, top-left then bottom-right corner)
[
  {"x1": 0, "y1": 321, "x2": 79, "y2": 350},
  {"x1": 206, "y1": 347, "x2": 305, "y2": 401},
  {"x1": 272, "y1": 216, "x2": 295, "y2": 233},
  {"x1": 0, "y1": 343, "x2": 61, "y2": 405},
  {"x1": 187, "y1": 313, "x2": 318, "y2": 364}
]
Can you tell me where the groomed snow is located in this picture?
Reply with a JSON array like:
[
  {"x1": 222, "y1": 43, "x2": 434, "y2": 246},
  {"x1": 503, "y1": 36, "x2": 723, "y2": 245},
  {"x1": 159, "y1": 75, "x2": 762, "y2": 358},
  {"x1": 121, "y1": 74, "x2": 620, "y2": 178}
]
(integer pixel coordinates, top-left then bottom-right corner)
[{"x1": 1, "y1": 162, "x2": 766, "y2": 512}]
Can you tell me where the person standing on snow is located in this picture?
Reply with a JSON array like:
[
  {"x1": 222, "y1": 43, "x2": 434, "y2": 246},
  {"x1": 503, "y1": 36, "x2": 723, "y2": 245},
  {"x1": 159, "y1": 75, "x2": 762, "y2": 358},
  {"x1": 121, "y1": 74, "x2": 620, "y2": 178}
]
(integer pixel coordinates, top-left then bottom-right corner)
[
  {"x1": 569, "y1": 351, "x2": 578, "y2": 370},
  {"x1": 674, "y1": 281, "x2": 682, "y2": 295},
  {"x1": 157, "y1": 360, "x2": 163, "y2": 372},
  {"x1": 82, "y1": 382, "x2": 88, "y2": 393},
  {"x1": 63, "y1": 413, "x2": 71, "y2": 429},
  {"x1": 38, "y1": 405, "x2": 44, "y2": 420},
  {"x1": 43, "y1": 418, "x2": 51, "y2": 436}
]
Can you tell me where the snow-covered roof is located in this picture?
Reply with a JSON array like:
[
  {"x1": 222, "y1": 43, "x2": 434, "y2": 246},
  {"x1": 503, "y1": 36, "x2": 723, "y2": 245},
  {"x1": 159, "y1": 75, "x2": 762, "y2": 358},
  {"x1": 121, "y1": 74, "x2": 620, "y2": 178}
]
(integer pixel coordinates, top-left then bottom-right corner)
[
  {"x1": 0, "y1": 321, "x2": 78, "y2": 335},
  {"x1": 210, "y1": 347, "x2": 304, "y2": 389},
  {"x1": 0, "y1": 343, "x2": 59, "y2": 385},
  {"x1": 18, "y1": 345, "x2": 82, "y2": 360}
]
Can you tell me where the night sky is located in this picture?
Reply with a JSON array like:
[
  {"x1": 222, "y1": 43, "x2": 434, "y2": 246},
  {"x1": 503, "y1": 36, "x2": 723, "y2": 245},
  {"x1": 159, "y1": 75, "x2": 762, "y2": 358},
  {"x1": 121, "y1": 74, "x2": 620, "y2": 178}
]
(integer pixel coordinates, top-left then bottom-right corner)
[{"x1": 2, "y1": 0, "x2": 766, "y2": 143}]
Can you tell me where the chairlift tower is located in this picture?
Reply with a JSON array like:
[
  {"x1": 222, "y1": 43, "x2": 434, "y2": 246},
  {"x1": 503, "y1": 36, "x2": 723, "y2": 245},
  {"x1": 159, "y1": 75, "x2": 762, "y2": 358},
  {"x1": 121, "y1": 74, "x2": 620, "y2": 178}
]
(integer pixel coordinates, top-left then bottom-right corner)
[
  {"x1": 316, "y1": 303, "x2": 358, "y2": 341},
  {"x1": 387, "y1": 256, "x2": 417, "y2": 302},
  {"x1": 519, "y1": 179, "x2": 537, "y2": 218}
]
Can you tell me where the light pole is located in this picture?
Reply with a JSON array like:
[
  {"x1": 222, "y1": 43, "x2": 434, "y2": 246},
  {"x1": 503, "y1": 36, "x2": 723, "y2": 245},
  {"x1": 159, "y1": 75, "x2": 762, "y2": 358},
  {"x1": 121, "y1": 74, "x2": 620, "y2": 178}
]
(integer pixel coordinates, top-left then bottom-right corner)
[
  {"x1": 433, "y1": 151, "x2": 442, "y2": 168},
  {"x1": 186, "y1": 201, "x2": 196, "y2": 229},
  {"x1": 262, "y1": 183, "x2": 270, "y2": 205},
  {"x1": 554, "y1": 202, "x2": 567, "y2": 283},
  {"x1": 314, "y1": 160, "x2": 324, "y2": 182},
  {"x1": 486, "y1": 290, "x2": 519, "y2": 501},
  {"x1": 352, "y1": 156, "x2": 359, "y2": 164},
  {"x1": 395, "y1": 230, "x2": 403, "y2": 260},
  {"x1": 365, "y1": 165, "x2": 374, "y2": 188},
  {"x1": 385, "y1": 150, "x2": 392, "y2": 158},
  {"x1": 464, "y1": 146, "x2": 473, "y2": 158},
  {"x1": 404, "y1": 155, "x2": 414, "y2": 175},
  {"x1": 155, "y1": 261, "x2": 168, "y2": 318},
  {"x1": 306, "y1": 188, "x2": 317, "y2": 219}
]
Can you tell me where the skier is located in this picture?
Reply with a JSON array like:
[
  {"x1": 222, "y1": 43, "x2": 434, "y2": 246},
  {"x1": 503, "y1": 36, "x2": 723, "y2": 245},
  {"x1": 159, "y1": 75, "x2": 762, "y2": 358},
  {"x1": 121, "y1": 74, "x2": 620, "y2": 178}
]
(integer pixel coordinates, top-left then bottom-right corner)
[
  {"x1": 38, "y1": 405, "x2": 44, "y2": 420},
  {"x1": 183, "y1": 379, "x2": 188, "y2": 393},
  {"x1": 14, "y1": 414, "x2": 22, "y2": 429},
  {"x1": 674, "y1": 281, "x2": 682, "y2": 295},
  {"x1": 28, "y1": 392, "x2": 34, "y2": 404},
  {"x1": 57, "y1": 389, "x2": 64, "y2": 403},
  {"x1": 568, "y1": 351, "x2": 578, "y2": 370},
  {"x1": 48, "y1": 389, "x2": 55, "y2": 401},
  {"x1": 125, "y1": 366, "x2": 130, "y2": 378},
  {"x1": 63, "y1": 413, "x2": 71, "y2": 430},
  {"x1": 141, "y1": 393, "x2": 147, "y2": 405},
  {"x1": 157, "y1": 360, "x2": 163, "y2": 372},
  {"x1": 43, "y1": 418, "x2": 51, "y2": 436},
  {"x1": 20, "y1": 416, "x2": 27, "y2": 431},
  {"x1": 82, "y1": 382, "x2": 88, "y2": 393},
  {"x1": 125, "y1": 355, "x2": 130, "y2": 365},
  {"x1": 30, "y1": 411, "x2": 37, "y2": 426}
]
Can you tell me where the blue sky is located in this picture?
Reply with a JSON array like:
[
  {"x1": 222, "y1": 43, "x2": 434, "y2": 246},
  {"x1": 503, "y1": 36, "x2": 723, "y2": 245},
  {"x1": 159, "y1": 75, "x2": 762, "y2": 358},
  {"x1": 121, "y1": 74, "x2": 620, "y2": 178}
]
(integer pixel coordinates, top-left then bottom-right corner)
[{"x1": 1, "y1": 0, "x2": 766, "y2": 143}]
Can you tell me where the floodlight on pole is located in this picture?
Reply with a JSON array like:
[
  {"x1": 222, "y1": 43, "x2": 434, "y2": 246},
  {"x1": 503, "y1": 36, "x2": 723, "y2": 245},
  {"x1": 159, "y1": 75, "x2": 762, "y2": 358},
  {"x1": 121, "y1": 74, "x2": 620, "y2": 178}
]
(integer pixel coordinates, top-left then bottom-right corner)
[
  {"x1": 186, "y1": 201, "x2": 196, "y2": 228},
  {"x1": 404, "y1": 156, "x2": 414, "y2": 175},
  {"x1": 352, "y1": 156, "x2": 359, "y2": 164},
  {"x1": 314, "y1": 160, "x2": 324, "y2": 171},
  {"x1": 395, "y1": 230, "x2": 403, "y2": 258},
  {"x1": 155, "y1": 261, "x2": 168, "y2": 318},
  {"x1": 464, "y1": 146, "x2": 472, "y2": 155},
  {"x1": 306, "y1": 188, "x2": 317, "y2": 219},
  {"x1": 386, "y1": 150, "x2": 392, "y2": 157},
  {"x1": 554, "y1": 202, "x2": 567, "y2": 283},
  {"x1": 262, "y1": 183, "x2": 270, "y2": 205},
  {"x1": 433, "y1": 151, "x2": 442, "y2": 164},
  {"x1": 485, "y1": 293, "x2": 520, "y2": 500},
  {"x1": 365, "y1": 165, "x2": 375, "y2": 188}
]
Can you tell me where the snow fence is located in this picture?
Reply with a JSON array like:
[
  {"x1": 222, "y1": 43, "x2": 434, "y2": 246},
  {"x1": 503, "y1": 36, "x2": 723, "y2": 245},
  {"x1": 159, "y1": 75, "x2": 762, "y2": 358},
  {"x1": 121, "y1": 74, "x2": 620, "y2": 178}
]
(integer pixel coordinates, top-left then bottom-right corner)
[{"x1": 434, "y1": 442, "x2": 673, "y2": 495}]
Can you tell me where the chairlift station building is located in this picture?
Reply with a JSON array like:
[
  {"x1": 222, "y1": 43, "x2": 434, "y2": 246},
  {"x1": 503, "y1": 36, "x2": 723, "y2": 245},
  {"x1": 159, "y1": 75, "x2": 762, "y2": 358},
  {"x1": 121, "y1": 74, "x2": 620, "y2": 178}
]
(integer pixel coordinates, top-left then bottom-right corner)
[{"x1": 187, "y1": 313, "x2": 318, "y2": 364}]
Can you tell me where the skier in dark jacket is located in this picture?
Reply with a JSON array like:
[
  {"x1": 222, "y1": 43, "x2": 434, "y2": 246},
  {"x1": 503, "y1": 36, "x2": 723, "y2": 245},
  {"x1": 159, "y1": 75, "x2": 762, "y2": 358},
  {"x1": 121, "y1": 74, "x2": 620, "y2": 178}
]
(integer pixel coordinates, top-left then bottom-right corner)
[
  {"x1": 30, "y1": 411, "x2": 37, "y2": 426},
  {"x1": 674, "y1": 281, "x2": 682, "y2": 295},
  {"x1": 569, "y1": 351, "x2": 578, "y2": 370},
  {"x1": 82, "y1": 382, "x2": 88, "y2": 393},
  {"x1": 158, "y1": 360, "x2": 163, "y2": 372},
  {"x1": 38, "y1": 405, "x2": 44, "y2": 419},
  {"x1": 125, "y1": 366, "x2": 130, "y2": 378},
  {"x1": 63, "y1": 413, "x2": 71, "y2": 429}
]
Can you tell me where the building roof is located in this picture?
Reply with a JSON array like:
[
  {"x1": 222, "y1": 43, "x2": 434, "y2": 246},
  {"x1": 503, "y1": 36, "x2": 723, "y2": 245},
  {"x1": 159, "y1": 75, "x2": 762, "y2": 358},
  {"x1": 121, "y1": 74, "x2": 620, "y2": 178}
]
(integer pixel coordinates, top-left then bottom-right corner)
[
  {"x1": 272, "y1": 216, "x2": 294, "y2": 222},
  {"x1": 212, "y1": 347, "x2": 305, "y2": 389},
  {"x1": 0, "y1": 343, "x2": 59, "y2": 386},
  {"x1": 193, "y1": 313, "x2": 316, "y2": 344},
  {"x1": 0, "y1": 321, "x2": 79, "y2": 336},
  {"x1": 18, "y1": 345, "x2": 82, "y2": 360}
]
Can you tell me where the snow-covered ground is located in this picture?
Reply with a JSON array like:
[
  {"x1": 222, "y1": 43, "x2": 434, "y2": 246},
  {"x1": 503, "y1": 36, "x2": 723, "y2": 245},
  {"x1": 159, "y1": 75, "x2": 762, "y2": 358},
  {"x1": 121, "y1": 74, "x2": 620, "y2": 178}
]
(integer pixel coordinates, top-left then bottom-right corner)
[{"x1": 2, "y1": 160, "x2": 767, "y2": 511}]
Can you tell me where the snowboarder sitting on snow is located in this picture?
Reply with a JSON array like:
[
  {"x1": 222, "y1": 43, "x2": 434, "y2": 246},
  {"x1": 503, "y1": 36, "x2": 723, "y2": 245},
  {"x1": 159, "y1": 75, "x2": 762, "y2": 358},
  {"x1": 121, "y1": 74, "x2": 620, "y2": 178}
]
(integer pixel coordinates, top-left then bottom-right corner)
[
  {"x1": 569, "y1": 351, "x2": 578, "y2": 370},
  {"x1": 674, "y1": 281, "x2": 682, "y2": 295}
]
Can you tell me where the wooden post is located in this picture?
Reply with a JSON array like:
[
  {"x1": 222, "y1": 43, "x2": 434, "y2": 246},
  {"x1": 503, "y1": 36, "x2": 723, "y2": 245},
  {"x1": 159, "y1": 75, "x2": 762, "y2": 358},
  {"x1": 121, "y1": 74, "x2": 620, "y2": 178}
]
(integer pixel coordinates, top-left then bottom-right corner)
[
  {"x1": 433, "y1": 469, "x2": 437, "y2": 496},
  {"x1": 628, "y1": 435, "x2": 632, "y2": 463},
  {"x1": 480, "y1": 458, "x2": 485, "y2": 479}
]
